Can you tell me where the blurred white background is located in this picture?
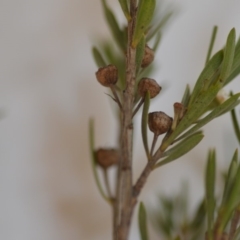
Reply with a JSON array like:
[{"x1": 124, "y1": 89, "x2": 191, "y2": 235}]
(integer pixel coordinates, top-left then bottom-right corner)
[{"x1": 0, "y1": 0, "x2": 240, "y2": 239}]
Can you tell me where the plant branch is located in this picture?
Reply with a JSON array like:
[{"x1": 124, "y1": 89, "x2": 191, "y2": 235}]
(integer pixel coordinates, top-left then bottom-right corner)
[
  {"x1": 114, "y1": 1, "x2": 137, "y2": 239},
  {"x1": 132, "y1": 155, "x2": 160, "y2": 204}
]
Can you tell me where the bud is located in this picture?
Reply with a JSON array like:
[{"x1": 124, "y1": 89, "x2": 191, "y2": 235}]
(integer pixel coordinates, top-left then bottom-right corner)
[
  {"x1": 141, "y1": 45, "x2": 154, "y2": 68},
  {"x1": 172, "y1": 102, "x2": 185, "y2": 130},
  {"x1": 95, "y1": 148, "x2": 119, "y2": 169},
  {"x1": 138, "y1": 78, "x2": 161, "y2": 99},
  {"x1": 95, "y1": 64, "x2": 118, "y2": 87},
  {"x1": 148, "y1": 111, "x2": 172, "y2": 136}
]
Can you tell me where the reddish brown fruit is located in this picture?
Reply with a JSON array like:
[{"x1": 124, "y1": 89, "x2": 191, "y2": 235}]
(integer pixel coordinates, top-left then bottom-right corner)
[
  {"x1": 148, "y1": 111, "x2": 172, "y2": 136},
  {"x1": 95, "y1": 148, "x2": 119, "y2": 169},
  {"x1": 95, "y1": 64, "x2": 118, "y2": 87}
]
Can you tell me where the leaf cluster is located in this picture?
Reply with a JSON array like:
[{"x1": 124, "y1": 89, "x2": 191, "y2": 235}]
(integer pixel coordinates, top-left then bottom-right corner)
[
  {"x1": 142, "y1": 147, "x2": 240, "y2": 240},
  {"x1": 141, "y1": 27, "x2": 240, "y2": 171}
]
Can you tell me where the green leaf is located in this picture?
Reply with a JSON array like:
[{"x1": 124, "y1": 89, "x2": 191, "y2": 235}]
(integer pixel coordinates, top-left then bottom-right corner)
[
  {"x1": 101, "y1": 0, "x2": 126, "y2": 51},
  {"x1": 136, "y1": 36, "x2": 146, "y2": 74},
  {"x1": 161, "y1": 84, "x2": 221, "y2": 151},
  {"x1": 118, "y1": 0, "x2": 130, "y2": 21},
  {"x1": 175, "y1": 93, "x2": 240, "y2": 142},
  {"x1": 154, "y1": 132, "x2": 204, "y2": 168},
  {"x1": 221, "y1": 149, "x2": 238, "y2": 206},
  {"x1": 92, "y1": 47, "x2": 107, "y2": 67},
  {"x1": 132, "y1": 0, "x2": 156, "y2": 48},
  {"x1": 89, "y1": 119, "x2": 111, "y2": 204},
  {"x1": 189, "y1": 50, "x2": 224, "y2": 107},
  {"x1": 190, "y1": 199, "x2": 206, "y2": 230},
  {"x1": 219, "y1": 28, "x2": 236, "y2": 84},
  {"x1": 225, "y1": 64, "x2": 240, "y2": 85},
  {"x1": 138, "y1": 202, "x2": 149, "y2": 240},
  {"x1": 219, "y1": 163, "x2": 240, "y2": 232},
  {"x1": 231, "y1": 106, "x2": 240, "y2": 144},
  {"x1": 205, "y1": 149, "x2": 216, "y2": 238},
  {"x1": 146, "y1": 11, "x2": 173, "y2": 42},
  {"x1": 181, "y1": 84, "x2": 191, "y2": 107},
  {"x1": 141, "y1": 91, "x2": 150, "y2": 160},
  {"x1": 225, "y1": 36, "x2": 240, "y2": 85},
  {"x1": 152, "y1": 32, "x2": 162, "y2": 52},
  {"x1": 205, "y1": 26, "x2": 218, "y2": 65}
]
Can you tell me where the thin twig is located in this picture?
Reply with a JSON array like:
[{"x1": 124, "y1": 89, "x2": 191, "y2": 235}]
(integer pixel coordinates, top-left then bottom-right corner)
[
  {"x1": 132, "y1": 157, "x2": 159, "y2": 203},
  {"x1": 110, "y1": 85, "x2": 123, "y2": 111},
  {"x1": 132, "y1": 97, "x2": 144, "y2": 118},
  {"x1": 150, "y1": 134, "x2": 159, "y2": 157}
]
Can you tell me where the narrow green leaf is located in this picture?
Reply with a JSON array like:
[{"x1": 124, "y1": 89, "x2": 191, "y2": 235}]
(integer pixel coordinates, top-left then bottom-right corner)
[
  {"x1": 236, "y1": 36, "x2": 240, "y2": 51},
  {"x1": 189, "y1": 50, "x2": 224, "y2": 107},
  {"x1": 225, "y1": 65, "x2": 240, "y2": 85},
  {"x1": 231, "y1": 106, "x2": 240, "y2": 144},
  {"x1": 132, "y1": 0, "x2": 156, "y2": 48},
  {"x1": 155, "y1": 132, "x2": 204, "y2": 168},
  {"x1": 205, "y1": 26, "x2": 218, "y2": 65},
  {"x1": 161, "y1": 131, "x2": 202, "y2": 158},
  {"x1": 101, "y1": 0, "x2": 125, "y2": 51},
  {"x1": 152, "y1": 32, "x2": 162, "y2": 52},
  {"x1": 92, "y1": 47, "x2": 107, "y2": 68},
  {"x1": 219, "y1": 28, "x2": 236, "y2": 83},
  {"x1": 219, "y1": 163, "x2": 240, "y2": 232},
  {"x1": 161, "y1": 84, "x2": 221, "y2": 151},
  {"x1": 205, "y1": 149, "x2": 216, "y2": 237},
  {"x1": 221, "y1": 149, "x2": 238, "y2": 206},
  {"x1": 136, "y1": 36, "x2": 146, "y2": 74},
  {"x1": 225, "y1": 36, "x2": 240, "y2": 85},
  {"x1": 138, "y1": 202, "x2": 149, "y2": 240},
  {"x1": 118, "y1": 0, "x2": 130, "y2": 21},
  {"x1": 89, "y1": 119, "x2": 111, "y2": 204},
  {"x1": 141, "y1": 91, "x2": 150, "y2": 159},
  {"x1": 175, "y1": 93, "x2": 240, "y2": 142},
  {"x1": 181, "y1": 84, "x2": 191, "y2": 107},
  {"x1": 233, "y1": 225, "x2": 240, "y2": 240},
  {"x1": 190, "y1": 199, "x2": 206, "y2": 230},
  {"x1": 146, "y1": 11, "x2": 173, "y2": 42}
]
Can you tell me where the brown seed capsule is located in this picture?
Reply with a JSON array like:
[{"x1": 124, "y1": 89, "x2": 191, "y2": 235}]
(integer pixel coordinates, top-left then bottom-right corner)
[
  {"x1": 95, "y1": 148, "x2": 119, "y2": 169},
  {"x1": 172, "y1": 102, "x2": 185, "y2": 131},
  {"x1": 148, "y1": 111, "x2": 172, "y2": 136},
  {"x1": 141, "y1": 45, "x2": 154, "y2": 68},
  {"x1": 95, "y1": 64, "x2": 118, "y2": 87},
  {"x1": 138, "y1": 78, "x2": 161, "y2": 98},
  {"x1": 173, "y1": 102, "x2": 185, "y2": 120}
]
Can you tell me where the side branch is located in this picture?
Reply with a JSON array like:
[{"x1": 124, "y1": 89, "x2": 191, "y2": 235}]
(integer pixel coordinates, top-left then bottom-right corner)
[{"x1": 132, "y1": 158, "x2": 158, "y2": 202}]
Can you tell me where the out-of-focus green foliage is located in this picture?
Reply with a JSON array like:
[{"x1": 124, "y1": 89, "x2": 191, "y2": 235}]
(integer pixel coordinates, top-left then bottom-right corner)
[
  {"x1": 151, "y1": 183, "x2": 206, "y2": 240},
  {"x1": 138, "y1": 202, "x2": 149, "y2": 240}
]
